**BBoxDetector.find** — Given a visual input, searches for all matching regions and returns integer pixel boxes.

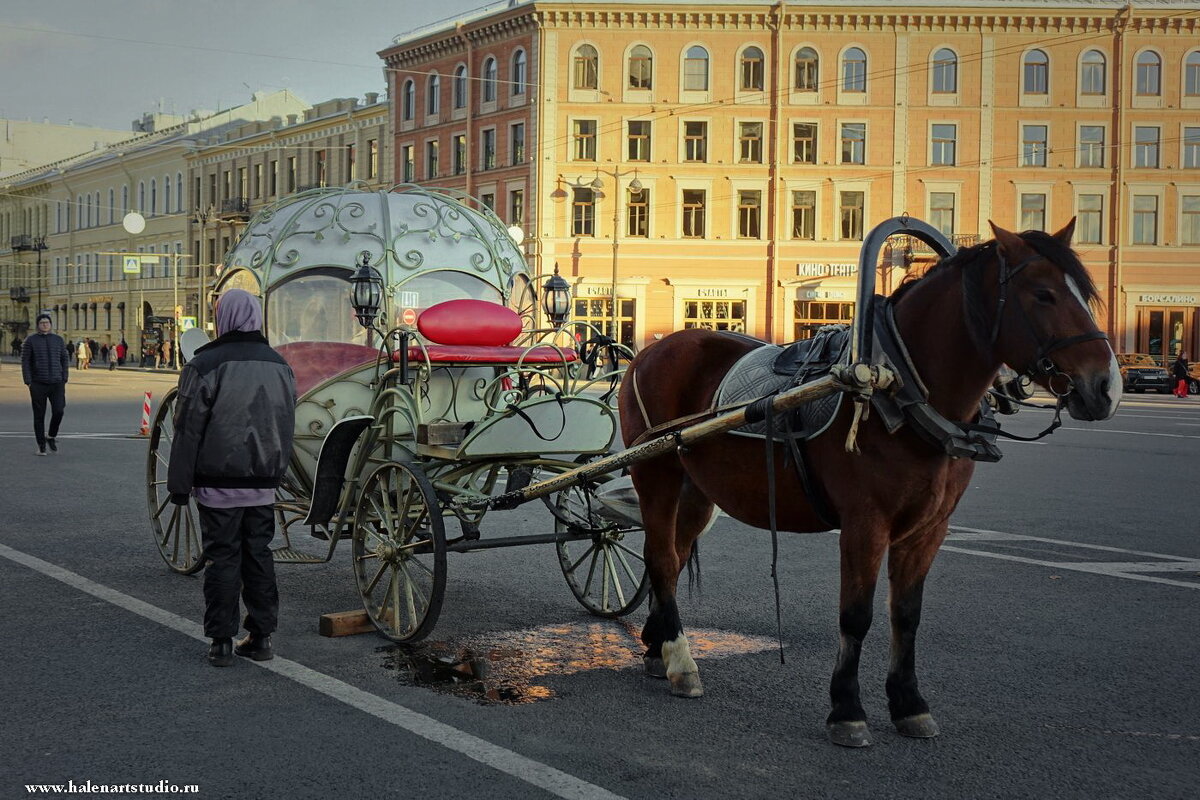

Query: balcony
[8,287,30,302]
[886,233,980,266]
[217,197,251,221]
[11,235,46,252]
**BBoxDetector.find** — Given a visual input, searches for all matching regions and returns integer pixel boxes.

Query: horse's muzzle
[1065,355,1122,421]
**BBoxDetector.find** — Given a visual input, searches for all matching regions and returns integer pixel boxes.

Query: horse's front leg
[885,522,950,738]
[827,523,888,747]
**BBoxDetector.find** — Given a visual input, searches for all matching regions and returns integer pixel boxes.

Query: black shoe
[46,438,57,452]
[234,634,273,661]
[208,638,234,667]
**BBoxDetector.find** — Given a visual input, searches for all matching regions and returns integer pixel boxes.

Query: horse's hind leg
[885,523,950,739]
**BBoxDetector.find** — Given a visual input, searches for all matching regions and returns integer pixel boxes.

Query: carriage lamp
[350,251,384,328]
[541,263,572,328]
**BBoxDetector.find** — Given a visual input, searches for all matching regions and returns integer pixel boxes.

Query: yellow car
[1116,353,1172,394]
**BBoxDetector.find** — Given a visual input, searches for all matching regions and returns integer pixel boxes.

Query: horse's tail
[684,539,702,593]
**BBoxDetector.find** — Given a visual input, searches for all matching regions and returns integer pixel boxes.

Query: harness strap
[504,393,568,442]
[762,399,786,666]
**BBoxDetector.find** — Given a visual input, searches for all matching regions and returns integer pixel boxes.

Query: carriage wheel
[146,387,205,575]
[352,462,447,642]
[552,470,649,618]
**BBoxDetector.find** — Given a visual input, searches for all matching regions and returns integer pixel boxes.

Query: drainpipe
[458,23,474,197]
[1108,4,1130,349]
[765,1,784,343]
[59,170,77,341]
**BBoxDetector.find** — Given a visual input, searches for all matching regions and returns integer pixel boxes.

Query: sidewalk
[0,353,180,375]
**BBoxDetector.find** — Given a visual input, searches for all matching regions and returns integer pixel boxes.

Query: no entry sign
[401,308,418,325]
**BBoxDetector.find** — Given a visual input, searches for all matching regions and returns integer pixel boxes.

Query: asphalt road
[1,359,1197,800]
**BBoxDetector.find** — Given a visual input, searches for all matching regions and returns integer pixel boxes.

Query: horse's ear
[1050,217,1076,246]
[988,220,1026,258]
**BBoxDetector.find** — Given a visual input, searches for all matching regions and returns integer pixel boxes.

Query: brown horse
[618,220,1120,747]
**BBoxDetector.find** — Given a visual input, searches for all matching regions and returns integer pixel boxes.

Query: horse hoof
[669,671,704,698]
[894,713,940,739]
[643,656,667,679]
[827,720,872,748]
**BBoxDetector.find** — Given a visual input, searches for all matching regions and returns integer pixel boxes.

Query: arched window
[932,48,957,93]
[176,172,183,212]
[150,179,157,216]
[121,185,128,216]
[1187,51,1200,96]
[1024,49,1049,95]
[138,182,145,213]
[683,45,709,91]
[794,47,818,91]
[427,73,440,114]
[453,65,468,108]
[163,175,171,214]
[401,79,415,121]
[741,46,764,91]
[1136,51,1161,96]
[573,45,598,90]
[512,50,526,95]
[629,45,652,90]
[483,57,498,101]
[1081,50,1106,95]
[84,194,91,228]
[842,47,867,92]
[107,189,114,225]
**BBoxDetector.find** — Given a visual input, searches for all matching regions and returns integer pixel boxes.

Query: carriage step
[271,546,327,564]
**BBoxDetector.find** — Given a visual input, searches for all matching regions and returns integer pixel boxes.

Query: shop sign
[801,289,852,300]
[580,285,615,297]
[1137,294,1196,305]
[796,262,857,277]
[694,288,731,298]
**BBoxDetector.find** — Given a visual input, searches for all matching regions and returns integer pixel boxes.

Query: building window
[482,129,496,170]
[840,191,864,240]
[512,50,526,95]
[629,45,653,90]
[107,188,114,224]
[1078,194,1103,244]
[1132,195,1158,244]
[425,140,439,179]
[286,157,297,192]
[1079,126,1105,167]
[483,57,498,102]
[1134,126,1160,168]
[480,193,495,211]
[427,74,440,115]
[842,47,867,93]
[1185,127,1200,168]
[1024,50,1049,95]
[1136,51,1161,96]
[931,123,956,165]
[268,162,277,196]
[573,119,597,160]
[511,122,525,165]
[572,187,596,236]
[684,46,709,91]
[628,120,651,161]
[840,122,865,164]
[368,139,379,180]
[1022,125,1048,167]
[315,150,327,187]
[402,80,415,121]
[795,47,819,91]
[253,163,263,197]
[509,189,524,226]
[573,45,598,90]
[346,144,356,181]
[682,189,706,238]
[453,135,466,175]
[454,66,468,109]
[150,180,157,216]
[402,145,414,182]
[929,192,955,237]
[627,188,649,237]
[1187,52,1200,96]
[684,121,707,162]
[164,176,172,213]
[932,48,957,93]
[741,46,765,91]
[684,299,745,332]
[739,122,763,163]
[794,300,854,340]
[793,123,817,164]
[738,190,762,238]
[791,190,816,239]
[1181,196,1200,245]
[1020,193,1046,230]
[1081,50,1106,95]
[574,297,636,348]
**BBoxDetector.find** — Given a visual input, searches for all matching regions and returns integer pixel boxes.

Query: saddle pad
[714,344,845,441]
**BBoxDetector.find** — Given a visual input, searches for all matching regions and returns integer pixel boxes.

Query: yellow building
[381,0,1200,360]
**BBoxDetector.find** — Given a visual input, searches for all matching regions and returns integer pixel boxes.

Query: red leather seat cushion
[397,345,578,364]
[418,299,522,346]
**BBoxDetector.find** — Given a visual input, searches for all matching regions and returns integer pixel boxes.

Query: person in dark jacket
[167,289,296,667]
[21,313,71,456]
[1172,351,1190,398]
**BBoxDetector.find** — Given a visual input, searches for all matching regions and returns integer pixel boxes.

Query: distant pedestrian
[21,313,70,456]
[107,343,118,371]
[76,340,91,370]
[11,336,21,357]
[1172,351,1190,398]
[117,340,127,365]
[161,339,173,370]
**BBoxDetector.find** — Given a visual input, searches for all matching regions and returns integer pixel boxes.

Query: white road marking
[0,432,144,440]
[945,526,1200,590]
[1058,426,1200,441]
[0,542,627,800]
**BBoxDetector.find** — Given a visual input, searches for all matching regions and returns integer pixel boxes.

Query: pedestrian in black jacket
[1172,351,1190,398]
[21,313,71,456]
[167,289,296,667]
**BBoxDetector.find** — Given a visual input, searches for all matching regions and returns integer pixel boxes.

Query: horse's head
[982,220,1120,421]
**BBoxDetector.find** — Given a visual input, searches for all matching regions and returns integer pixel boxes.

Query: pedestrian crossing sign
[123,256,141,274]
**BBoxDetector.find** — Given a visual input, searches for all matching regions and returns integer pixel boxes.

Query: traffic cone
[138,391,153,436]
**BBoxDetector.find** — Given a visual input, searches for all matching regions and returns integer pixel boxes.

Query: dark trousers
[28,381,66,448]
[197,503,278,639]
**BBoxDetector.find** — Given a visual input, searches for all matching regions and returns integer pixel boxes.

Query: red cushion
[396,345,578,364]
[417,299,522,346]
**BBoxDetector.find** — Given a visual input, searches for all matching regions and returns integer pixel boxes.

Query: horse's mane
[889,231,1100,350]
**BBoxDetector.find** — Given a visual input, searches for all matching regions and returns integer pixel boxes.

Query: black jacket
[21,332,71,385]
[1173,358,1189,380]
[167,331,296,493]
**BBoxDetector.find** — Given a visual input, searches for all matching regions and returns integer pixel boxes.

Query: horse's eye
[1033,289,1056,305]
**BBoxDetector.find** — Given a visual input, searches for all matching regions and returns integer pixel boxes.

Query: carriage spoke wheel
[553,474,649,618]
[352,462,446,642]
[146,387,205,575]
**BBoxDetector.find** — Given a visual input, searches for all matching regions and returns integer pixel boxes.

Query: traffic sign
[123,256,141,274]
[401,308,417,325]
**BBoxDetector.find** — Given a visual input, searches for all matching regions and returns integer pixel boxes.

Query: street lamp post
[32,236,48,315]
[192,205,216,333]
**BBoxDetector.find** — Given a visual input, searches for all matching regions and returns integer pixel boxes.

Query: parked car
[1116,353,1172,393]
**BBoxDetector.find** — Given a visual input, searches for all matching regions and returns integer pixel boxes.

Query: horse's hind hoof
[643,655,667,679]
[668,671,704,698]
[827,720,872,748]
[894,713,940,739]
